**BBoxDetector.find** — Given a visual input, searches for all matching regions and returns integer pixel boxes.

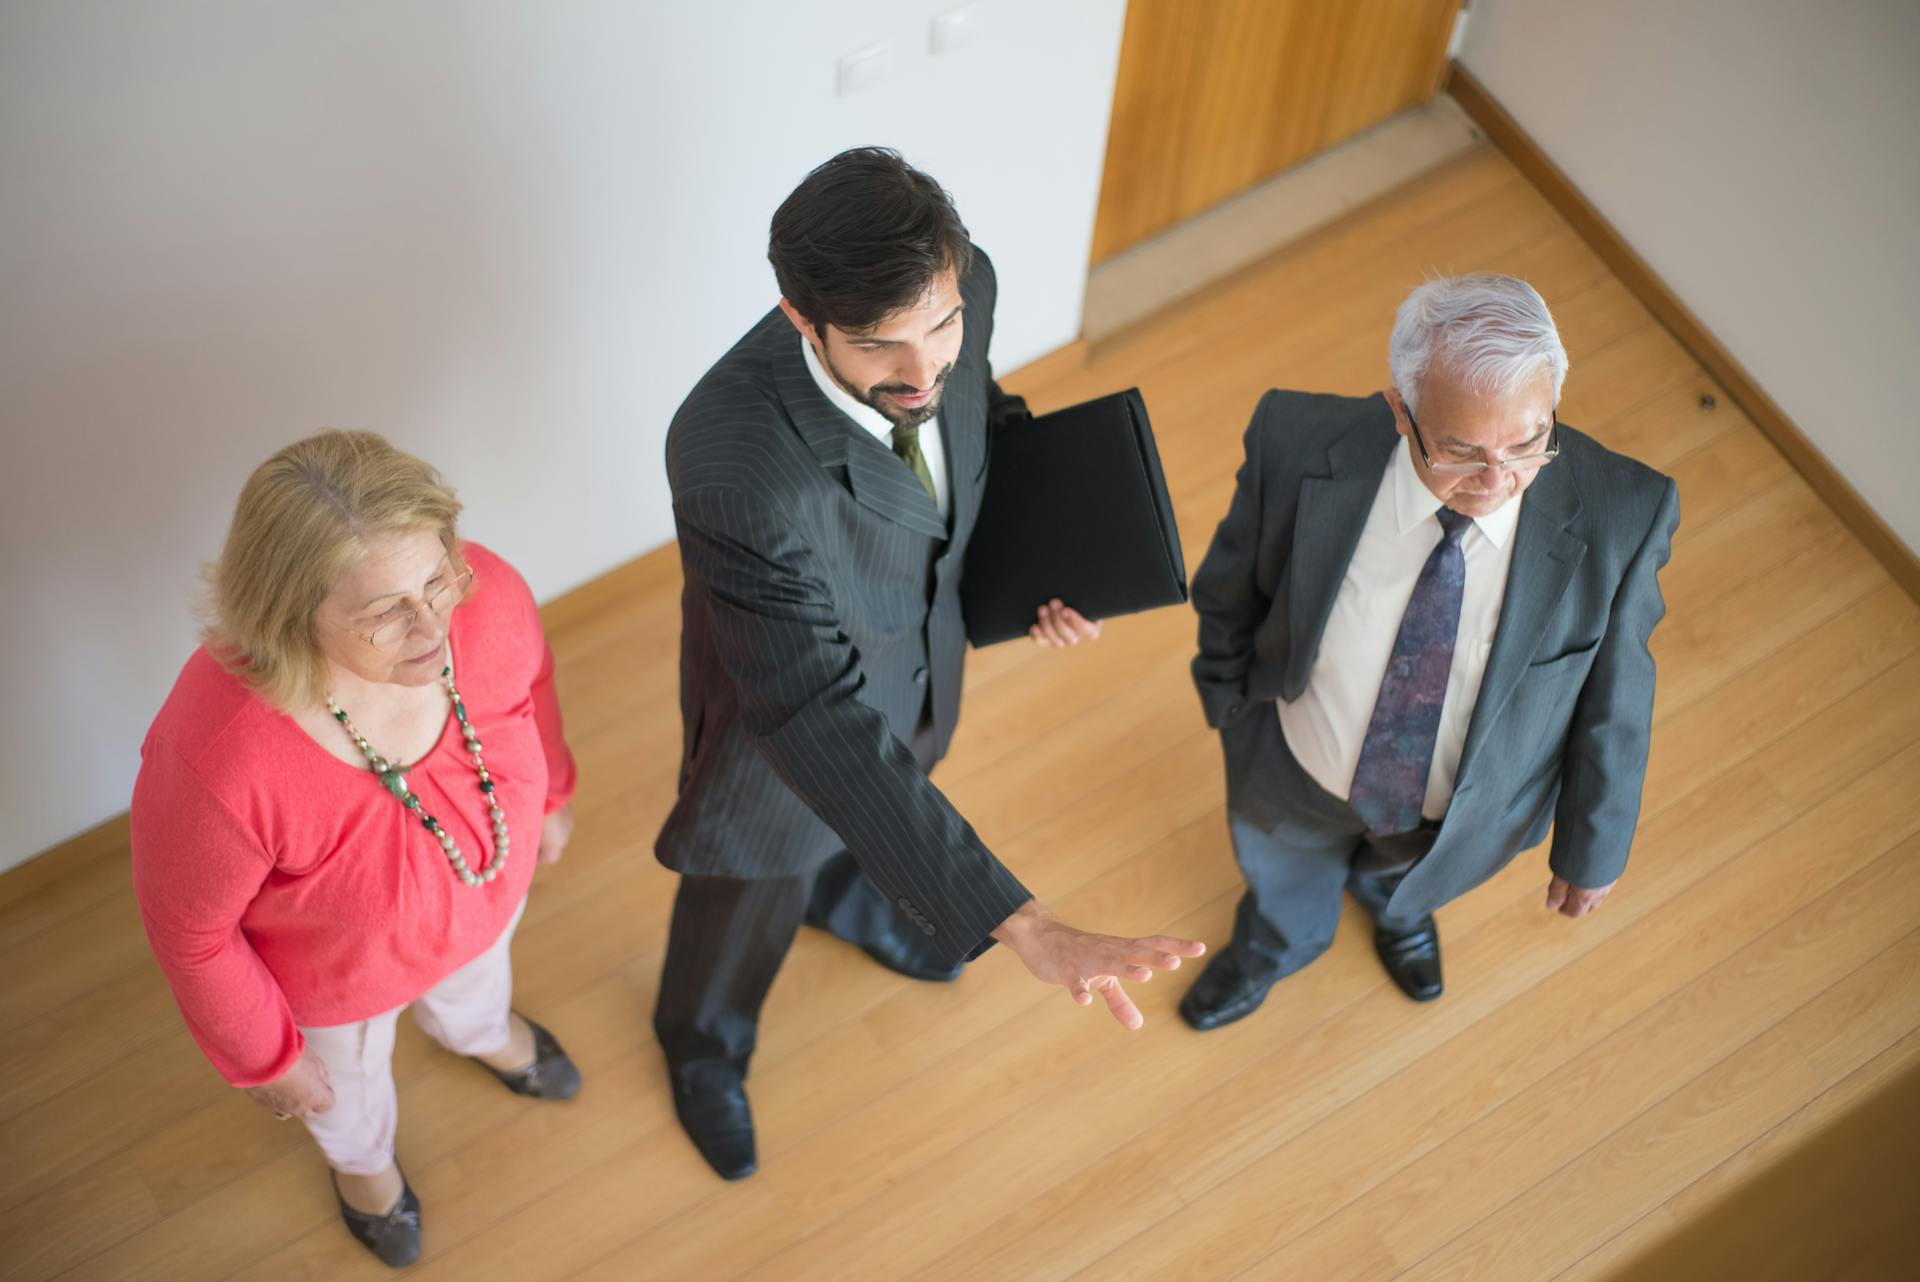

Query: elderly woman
[131,430,581,1268]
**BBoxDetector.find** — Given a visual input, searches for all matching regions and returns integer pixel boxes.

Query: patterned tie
[891,423,938,505]
[1347,507,1472,836]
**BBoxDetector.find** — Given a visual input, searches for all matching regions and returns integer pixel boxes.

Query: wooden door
[1091,0,1462,263]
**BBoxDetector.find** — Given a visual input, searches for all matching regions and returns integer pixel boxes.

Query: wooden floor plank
[1222,853,1920,1282]
[1387,923,1920,1282]
[1547,1025,1920,1282]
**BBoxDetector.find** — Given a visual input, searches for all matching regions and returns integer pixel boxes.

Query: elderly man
[1180,274,1679,1028]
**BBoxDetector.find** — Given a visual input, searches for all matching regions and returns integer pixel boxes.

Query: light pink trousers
[297,896,526,1174]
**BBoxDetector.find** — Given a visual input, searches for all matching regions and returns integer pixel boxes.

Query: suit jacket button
[896,897,915,913]
[913,668,929,685]
[921,922,937,936]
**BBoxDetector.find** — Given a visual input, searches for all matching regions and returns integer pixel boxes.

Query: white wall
[0,0,1126,870]
[1459,0,1920,552]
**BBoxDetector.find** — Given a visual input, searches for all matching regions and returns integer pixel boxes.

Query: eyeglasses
[350,568,474,648]
[1406,407,1561,477]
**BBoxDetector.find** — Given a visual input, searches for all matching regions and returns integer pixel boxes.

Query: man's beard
[823,345,953,429]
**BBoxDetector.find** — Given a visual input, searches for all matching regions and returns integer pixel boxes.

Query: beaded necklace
[326,663,507,888]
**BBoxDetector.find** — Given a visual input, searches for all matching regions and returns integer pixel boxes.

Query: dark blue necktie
[1347,507,1471,836]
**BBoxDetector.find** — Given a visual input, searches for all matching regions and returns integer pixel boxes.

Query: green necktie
[891,423,938,506]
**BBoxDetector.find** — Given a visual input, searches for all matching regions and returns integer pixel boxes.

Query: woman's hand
[538,804,576,866]
[244,1044,335,1119]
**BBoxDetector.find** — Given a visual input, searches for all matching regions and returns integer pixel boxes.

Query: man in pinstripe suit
[653,148,1206,1180]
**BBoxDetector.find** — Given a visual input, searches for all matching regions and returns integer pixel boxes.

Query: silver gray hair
[1389,274,1568,416]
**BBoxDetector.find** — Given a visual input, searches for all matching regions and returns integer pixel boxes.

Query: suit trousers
[299,895,525,1174]
[653,717,947,1091]
[1221,704,1438,982]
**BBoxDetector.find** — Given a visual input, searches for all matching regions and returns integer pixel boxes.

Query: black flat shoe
[1179,948,1274,1031]
[672,1078,758,1181]
[331,1166,422,1269]
[478,1012,582,1100]
[1374,918,1444,1002]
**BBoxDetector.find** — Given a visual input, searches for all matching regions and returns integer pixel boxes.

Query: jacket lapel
[941,344,984,552]
[1454,458,1586,783]
[772,329,949,540]
[845,436,950,540]
[1286,408,1399,693]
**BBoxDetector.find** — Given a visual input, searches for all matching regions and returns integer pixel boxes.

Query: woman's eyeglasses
[351,569,474,648]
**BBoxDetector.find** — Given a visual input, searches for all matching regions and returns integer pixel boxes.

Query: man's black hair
[769,147,974,334]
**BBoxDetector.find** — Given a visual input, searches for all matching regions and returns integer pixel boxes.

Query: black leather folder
[961,388,1187,646]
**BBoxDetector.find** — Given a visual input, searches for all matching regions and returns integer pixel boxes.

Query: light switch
[930,4,981,54]
[836,42,889,96]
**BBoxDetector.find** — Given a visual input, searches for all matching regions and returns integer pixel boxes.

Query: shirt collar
[800,334,894,444]
[1390,436,1523,549]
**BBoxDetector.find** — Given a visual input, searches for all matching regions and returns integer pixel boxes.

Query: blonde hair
[205,430,465,710]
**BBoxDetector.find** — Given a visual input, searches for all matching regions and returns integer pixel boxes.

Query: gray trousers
[1220,702,1440,983]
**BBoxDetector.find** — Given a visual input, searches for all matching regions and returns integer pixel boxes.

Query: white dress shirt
[1278,438,1522,820]
[800,336,951,522]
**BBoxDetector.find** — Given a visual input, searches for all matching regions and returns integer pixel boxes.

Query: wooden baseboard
[0,812,127,910]
[1444,61,1920,604]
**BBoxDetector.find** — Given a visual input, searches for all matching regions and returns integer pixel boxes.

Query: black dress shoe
[477,1012,582,1100]
[855,931,964,983]
[1178,948,1274,1031]
[805,905,964,982]
[331,1166,422,1269]
[672,1079,758,1180]
[1374,918,1444,1002]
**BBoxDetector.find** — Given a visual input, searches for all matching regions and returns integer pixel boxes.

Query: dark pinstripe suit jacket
[1194,391,1680,914]
[655,250,1033,966]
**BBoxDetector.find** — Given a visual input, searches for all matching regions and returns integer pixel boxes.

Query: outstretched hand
[992,901,1206,1029]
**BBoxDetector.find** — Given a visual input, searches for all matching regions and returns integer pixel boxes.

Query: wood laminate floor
[4,144,1917,1282]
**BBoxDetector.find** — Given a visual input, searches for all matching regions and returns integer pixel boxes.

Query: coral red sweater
[131,543,577,1086]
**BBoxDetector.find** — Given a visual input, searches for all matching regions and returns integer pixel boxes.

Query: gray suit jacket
[1192,390,1679,919]
[656,250,1031,966]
